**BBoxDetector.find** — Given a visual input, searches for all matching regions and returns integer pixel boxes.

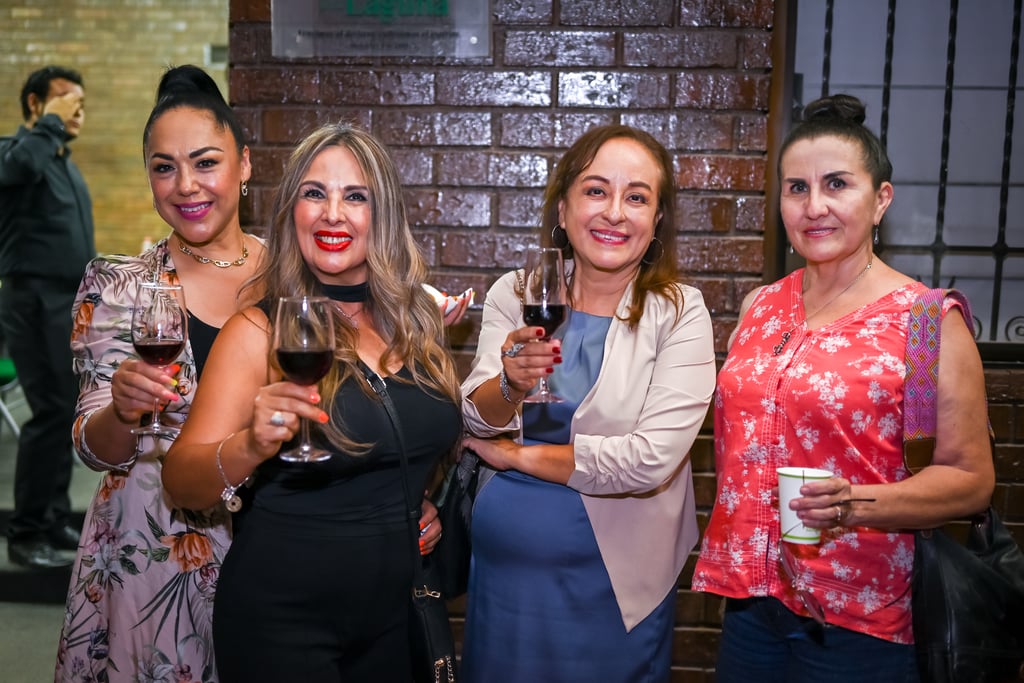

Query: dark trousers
[0,277,77,541]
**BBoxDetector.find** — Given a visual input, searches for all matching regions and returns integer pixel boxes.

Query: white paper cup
[777,467,833,544]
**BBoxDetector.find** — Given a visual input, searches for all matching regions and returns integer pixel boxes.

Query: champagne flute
[522,246,567,404]
[131,282,187,438]
[274,296,336,462]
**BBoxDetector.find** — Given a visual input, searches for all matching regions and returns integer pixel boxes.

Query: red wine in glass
[130,281,187,440]
[522,246,567,404]
[274,296,336,462]
[276,348,333,386]
[134,339,186,366]
[523,304,566,339]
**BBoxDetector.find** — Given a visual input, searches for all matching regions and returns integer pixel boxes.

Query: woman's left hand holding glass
[501,326,562,398]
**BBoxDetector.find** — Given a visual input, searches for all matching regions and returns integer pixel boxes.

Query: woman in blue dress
[461,125,717,681]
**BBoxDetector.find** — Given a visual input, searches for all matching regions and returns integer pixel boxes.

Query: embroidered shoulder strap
[903,288,973,473]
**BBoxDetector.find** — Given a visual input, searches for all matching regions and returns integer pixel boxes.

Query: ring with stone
[270,411,286,427]
[502,342,526,358]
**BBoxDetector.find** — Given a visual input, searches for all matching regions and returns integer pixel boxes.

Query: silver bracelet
[215,432,249,512]
[499,368,520,404]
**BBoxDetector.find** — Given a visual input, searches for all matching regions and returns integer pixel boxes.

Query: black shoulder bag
[903,288,1024,682]
[362,366,458,683]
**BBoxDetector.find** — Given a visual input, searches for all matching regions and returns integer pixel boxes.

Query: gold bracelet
[215,432,250,512]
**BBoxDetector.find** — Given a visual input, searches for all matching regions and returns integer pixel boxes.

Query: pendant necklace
[178,237,249,268]
[321,282,368,328]
[773,256,873,356]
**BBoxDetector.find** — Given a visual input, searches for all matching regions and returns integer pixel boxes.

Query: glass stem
[150,398,163,429]
[299,417,312,453]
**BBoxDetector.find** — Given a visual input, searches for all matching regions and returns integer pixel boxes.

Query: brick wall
[0,1,229,256]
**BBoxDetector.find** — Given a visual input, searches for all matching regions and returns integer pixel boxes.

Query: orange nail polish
[318,412,329,424]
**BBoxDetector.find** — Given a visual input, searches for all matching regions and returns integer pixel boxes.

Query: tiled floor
[0,382,103,681]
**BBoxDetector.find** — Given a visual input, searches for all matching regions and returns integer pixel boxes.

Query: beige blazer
[462,269,716,630]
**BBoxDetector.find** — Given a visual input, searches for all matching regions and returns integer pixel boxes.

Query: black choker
[321,282,369,303]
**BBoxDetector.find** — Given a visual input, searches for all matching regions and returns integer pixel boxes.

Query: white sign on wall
[272,0,491,59]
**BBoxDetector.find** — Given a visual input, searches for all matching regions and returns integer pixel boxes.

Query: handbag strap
[360,363,428,590]
[902,287,974,473]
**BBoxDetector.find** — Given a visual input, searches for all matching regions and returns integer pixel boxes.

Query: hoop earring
[641,237,664,265]
[873,225,879,245]
[241,181,249,197]
[551,225,569,249]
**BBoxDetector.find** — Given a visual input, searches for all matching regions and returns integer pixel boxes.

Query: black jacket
[0,113,96,284]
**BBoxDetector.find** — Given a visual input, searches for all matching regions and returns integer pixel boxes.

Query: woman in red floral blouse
[693,94,994,682]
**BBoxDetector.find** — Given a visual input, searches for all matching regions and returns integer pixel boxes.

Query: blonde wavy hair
[247,122,461,453]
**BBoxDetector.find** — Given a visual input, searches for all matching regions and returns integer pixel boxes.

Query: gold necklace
[178,238,249,268]
[773,256,874,356]
[338,304,362,327]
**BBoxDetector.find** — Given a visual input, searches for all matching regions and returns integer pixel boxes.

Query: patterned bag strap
[903,288,974,474]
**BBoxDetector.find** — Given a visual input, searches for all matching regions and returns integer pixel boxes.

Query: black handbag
[363,366,458,683]
[431,447,478,598]
[903,289,1024,682]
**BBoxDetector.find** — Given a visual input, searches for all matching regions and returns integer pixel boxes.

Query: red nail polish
[546,367,554,374]
[536,328,545,337]
[554,356,563,364]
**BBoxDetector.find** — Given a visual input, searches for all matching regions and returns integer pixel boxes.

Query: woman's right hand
[500,326,561,397]
[246,381,330,462]
[110,359,181,425]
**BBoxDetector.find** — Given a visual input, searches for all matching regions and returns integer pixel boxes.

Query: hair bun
[802,94,867,125]
[155,64,223,104]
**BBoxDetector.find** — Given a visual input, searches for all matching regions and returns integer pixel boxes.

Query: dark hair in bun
[779,93,892,188]
[142,64,245,157]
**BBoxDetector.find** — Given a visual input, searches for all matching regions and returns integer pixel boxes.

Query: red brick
[392,149,434,185]
[231,0,271,22]
[736,195,766,233]
[737,113,768,151]
[675,195,735,232]
[230,67,320,105]
[624,112,735,151]
[440,230,536,270]
[680,0,774,28]
[247,146,293,186]
[261,108,324,144]
[623,31,738,68]
[561,0,673,26]
[494,0,553,25]
[405,190,492,228]
[497,191,545,228]
[319,71,382,106]
[558,71,671,109]
[499,112,615,147]
[376,111,492,146]
[691,277,731,315]
[504,31,616,67]
[380,71,435,105]
[437,71,551,107]
[677,154,766,192]
[675,71,771,110]
[228,23,271,65]
[680,236,764,274]
[742,31,773,69]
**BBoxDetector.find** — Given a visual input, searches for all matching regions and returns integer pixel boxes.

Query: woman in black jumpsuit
[163,122,462,682]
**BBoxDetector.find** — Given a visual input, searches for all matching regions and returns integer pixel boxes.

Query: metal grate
[794,0,1024,358]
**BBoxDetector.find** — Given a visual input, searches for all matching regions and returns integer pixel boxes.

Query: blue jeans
[715,597,919,683]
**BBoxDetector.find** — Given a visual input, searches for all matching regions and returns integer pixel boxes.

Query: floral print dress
[55,238,231,683]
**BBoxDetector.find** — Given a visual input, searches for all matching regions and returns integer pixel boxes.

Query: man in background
[0,65,96,569]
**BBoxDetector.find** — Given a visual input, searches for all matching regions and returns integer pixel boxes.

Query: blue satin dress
[461,311,674,682]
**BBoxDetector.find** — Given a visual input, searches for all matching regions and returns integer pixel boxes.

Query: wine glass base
[131,425,181,437]
[279,446,332,463]
[522,394,564,404]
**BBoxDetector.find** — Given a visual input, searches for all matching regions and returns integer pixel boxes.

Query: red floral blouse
[693,271,959,644]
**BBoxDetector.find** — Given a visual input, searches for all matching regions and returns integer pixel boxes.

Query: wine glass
[131,282,187,438]
[522,246,567,404]
[274,296,336,462]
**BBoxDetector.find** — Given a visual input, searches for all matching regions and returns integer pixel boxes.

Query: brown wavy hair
[539,124,682,329]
